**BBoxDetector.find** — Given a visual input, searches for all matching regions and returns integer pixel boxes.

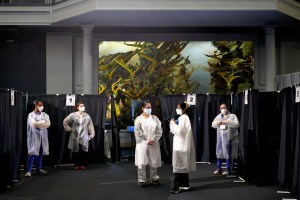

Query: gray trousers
[104,130,111,159]
[138,165,159,182]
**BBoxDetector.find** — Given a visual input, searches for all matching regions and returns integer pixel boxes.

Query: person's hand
[223,120,229,124]
[148,139,155,145]
[216,120,222,126]
[170,119,175,125]
[67,127,74,132]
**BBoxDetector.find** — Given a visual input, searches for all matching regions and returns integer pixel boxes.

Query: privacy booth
[159,87,300,197]
[1,87,300,198]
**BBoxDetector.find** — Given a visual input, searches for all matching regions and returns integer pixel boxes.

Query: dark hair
[180,102,188,110]
[142,100,151,108]
[33,99,43,105]
[75,101,84,111]
[220,102,228,107]
[179,102,193,121]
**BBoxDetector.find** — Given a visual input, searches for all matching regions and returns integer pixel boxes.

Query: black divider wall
[160,91,287,189]
[25,94,107,166]
[278,86,300,197]
[238,90,281,186]
[160,94,232,163]
[201,94,232,162]
[160,95,186,163]
[0,90,23,191]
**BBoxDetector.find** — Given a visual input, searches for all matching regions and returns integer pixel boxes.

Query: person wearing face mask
[63,101,95,170]
[212,102,239,176]
[169,102,196,194]
[134,100,162,187]
[25,100,51,177]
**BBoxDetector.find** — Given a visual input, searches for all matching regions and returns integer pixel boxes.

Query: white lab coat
[170,114,196,173]
[27,111,51,156]
[63,112,95,152]
[211,112,239,159]
[134,115,162,169]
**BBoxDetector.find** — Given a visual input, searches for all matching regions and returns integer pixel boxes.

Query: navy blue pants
[217,158,231,172]
[26,145,43,172]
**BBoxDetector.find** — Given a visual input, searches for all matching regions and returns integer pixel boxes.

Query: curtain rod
[275,71,300,77]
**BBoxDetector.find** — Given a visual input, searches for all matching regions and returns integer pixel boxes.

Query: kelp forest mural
[98,41,254,126]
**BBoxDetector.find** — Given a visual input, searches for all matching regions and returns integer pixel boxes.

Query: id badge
[220,125,226,130]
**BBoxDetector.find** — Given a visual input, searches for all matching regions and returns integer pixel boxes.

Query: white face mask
[79,107,85,112]
[38,106,44,112]
[143,108,151,115]
[176,108,182,115]
[221,109,227,115]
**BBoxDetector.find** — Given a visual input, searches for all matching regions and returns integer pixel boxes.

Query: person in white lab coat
[134,100,162,187]
[170,102,196,194]
[211,102,239,176]
[63,101,95,170]
[25,100,51,177]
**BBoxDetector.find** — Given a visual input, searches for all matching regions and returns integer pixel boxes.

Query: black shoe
[36,169,47,175]
[171,188,180,194]
[151,179,161,186]
[138,181,146,188]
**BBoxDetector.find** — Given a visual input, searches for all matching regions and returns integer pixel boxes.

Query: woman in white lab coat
[63,101,95,170]
[26,100,51,177]
[170,102,196,194]
[134,100,162,187]
[211,102,239,176]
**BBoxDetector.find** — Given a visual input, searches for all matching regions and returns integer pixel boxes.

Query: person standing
[170,102,196,194]
[134,100,162,187]
[212,102,239,176]
[63,101,95,170]
[25,100,51,177]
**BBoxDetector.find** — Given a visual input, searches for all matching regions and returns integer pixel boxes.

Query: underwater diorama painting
[98,41,254,127]
[98,41,254,98]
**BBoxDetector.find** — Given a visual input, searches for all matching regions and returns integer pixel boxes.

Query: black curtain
[110,95,121,163]
[159,94,232,163]
[278,86,300,197]
[238,90,259,183]
[160,94,186,163]
[238,90,281,186]
[201,94,232,162]
[0,89,23,191]
[24,94,107,166]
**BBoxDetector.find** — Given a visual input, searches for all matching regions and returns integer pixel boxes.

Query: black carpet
[0,161,295,200]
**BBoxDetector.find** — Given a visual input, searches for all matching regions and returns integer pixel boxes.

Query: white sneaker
[179,187,191,191]
[25,172,31,177]
[222,171,230,176]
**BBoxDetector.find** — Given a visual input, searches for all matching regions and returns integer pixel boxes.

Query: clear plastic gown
[134,115,162,169]
[211,112,239,159]
[63,112,95,152]
[170,114,196,173]
[27,111,51,156]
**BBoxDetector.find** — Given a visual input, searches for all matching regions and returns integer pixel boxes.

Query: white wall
[280,41,300,75]
[46,34,73,94]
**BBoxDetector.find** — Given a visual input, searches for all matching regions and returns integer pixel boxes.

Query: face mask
[79,107,85,112]
[143,108,151,115]
[176,108,182,115]
[221,109,227,115]
[38,106,44,112]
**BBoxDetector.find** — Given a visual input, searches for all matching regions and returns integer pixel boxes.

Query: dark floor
[0,160,296,200]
